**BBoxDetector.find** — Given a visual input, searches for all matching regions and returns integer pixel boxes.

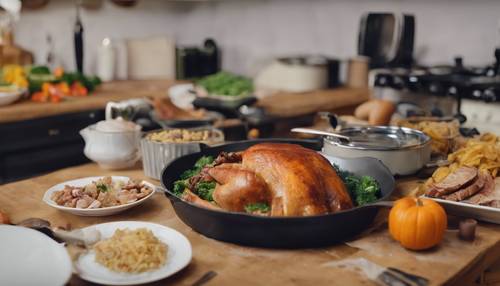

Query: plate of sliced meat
[425,166,500,224]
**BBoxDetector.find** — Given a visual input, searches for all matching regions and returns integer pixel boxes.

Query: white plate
[0,225,72,286]
[75,221,192,285]
[43,176,156,216]
[426,197,500,224]
[0,88,24,106]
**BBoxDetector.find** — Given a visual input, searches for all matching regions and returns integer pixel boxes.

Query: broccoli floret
[172,180,187,197]
[194,155,214,170]
[332,163,381,206]
[355,176,380,206]
[179,169,198,180]
[179,156,214,180]
[194,181,216,201]
[244,203,270,214]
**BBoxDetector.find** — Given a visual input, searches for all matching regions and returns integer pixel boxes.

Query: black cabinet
[0,109,105,184]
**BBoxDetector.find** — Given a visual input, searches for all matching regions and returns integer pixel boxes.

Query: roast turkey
[184,143,354,216]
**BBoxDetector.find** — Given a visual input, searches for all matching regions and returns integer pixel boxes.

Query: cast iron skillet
[161,138,395,248]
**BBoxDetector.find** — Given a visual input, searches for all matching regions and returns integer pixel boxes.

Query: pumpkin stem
[416,198,423,207]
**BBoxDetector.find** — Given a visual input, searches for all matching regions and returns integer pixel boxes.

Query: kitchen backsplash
[13,0,500,78]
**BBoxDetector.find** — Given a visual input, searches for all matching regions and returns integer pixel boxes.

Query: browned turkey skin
[181,143,354,216]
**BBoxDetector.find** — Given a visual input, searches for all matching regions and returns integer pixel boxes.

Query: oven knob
[483,88,497,102]
[429,82,443,95]
[392,76,405,90]
[472,90,482,99]
[447,86,458,96]
[375,74,390,87]
[407,76,420,91]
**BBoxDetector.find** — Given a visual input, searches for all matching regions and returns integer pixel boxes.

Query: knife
[74,0,84,73]
[323,258,429,286]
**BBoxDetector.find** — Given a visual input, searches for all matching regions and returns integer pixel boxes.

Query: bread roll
[354,99,395,126]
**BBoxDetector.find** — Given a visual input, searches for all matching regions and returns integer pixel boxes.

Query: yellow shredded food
[93,228,167,273]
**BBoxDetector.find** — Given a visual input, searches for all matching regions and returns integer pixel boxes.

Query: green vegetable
[194,156,215,170]
[332,164,381,206]
[173,156,215,197]
[96,183,109,193]
[27,73,57,93]
[197,71,253,96]
[30,66,51,75]
[172,180,187,196]
[60,72,102,92]
[194,181,216,201]
[354,176,380,206]
[244,203,271,213]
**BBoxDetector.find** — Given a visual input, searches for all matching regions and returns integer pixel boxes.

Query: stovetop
[372,64,500,102]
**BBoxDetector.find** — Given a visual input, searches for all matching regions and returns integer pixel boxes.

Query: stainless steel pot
[321,126,431,175]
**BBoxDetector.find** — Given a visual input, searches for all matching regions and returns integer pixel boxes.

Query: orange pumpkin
[389,197,447,250]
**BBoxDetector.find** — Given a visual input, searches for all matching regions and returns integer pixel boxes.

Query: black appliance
[176,39,220,79]
[372,52,500,121]
[358,13,415,68]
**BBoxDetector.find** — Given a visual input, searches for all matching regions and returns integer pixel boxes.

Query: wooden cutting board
[256,88,370,117]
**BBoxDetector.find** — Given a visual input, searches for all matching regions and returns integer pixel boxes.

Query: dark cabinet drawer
[0,109,105,183]
[0,140,89,184]
[0,110,104,153]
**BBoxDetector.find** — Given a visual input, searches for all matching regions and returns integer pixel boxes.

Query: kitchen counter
[0,80,370,123]
[0,80,177,124]
[1,163,500,285]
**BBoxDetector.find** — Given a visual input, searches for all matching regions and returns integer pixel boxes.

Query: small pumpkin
[389,197,447,250]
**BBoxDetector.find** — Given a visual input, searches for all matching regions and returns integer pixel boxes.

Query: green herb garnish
[194,181,216,201]
[244,203,271,213]
[172,180,187,197]
[173,156,215,197]
[332,163,381,206]
[96,183,109,193]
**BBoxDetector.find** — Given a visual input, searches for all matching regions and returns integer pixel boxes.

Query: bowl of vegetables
[195,71,254,101]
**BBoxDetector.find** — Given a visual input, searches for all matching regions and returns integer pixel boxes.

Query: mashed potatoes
[93,228,167,273]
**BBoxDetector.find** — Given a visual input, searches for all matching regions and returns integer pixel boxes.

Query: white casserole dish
[141,128,224,180]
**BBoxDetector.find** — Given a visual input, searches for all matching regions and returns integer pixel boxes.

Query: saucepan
[293,126,431,176]
[161,139,395,248]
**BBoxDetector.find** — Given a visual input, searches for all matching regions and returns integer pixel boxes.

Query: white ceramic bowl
[0,87,25,106]
[75,221,192,285]
[43,176,156,216]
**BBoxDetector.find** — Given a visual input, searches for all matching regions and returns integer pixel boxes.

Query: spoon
[291,128,352,144]
[16,218,100,246]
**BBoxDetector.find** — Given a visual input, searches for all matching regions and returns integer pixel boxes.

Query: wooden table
[1,164,500,285]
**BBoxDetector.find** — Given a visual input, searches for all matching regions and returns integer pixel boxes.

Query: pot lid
[326,126,429,150]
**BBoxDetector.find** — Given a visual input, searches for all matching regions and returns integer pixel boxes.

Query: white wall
[13,0,500,77]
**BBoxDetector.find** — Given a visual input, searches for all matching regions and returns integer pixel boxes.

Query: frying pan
[161,139,395,248]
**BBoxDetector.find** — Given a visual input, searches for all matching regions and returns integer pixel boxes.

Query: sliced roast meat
[442,172,486,202]
[484,200,500,208]
[464,172,496,205]
[426,166,478,197]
